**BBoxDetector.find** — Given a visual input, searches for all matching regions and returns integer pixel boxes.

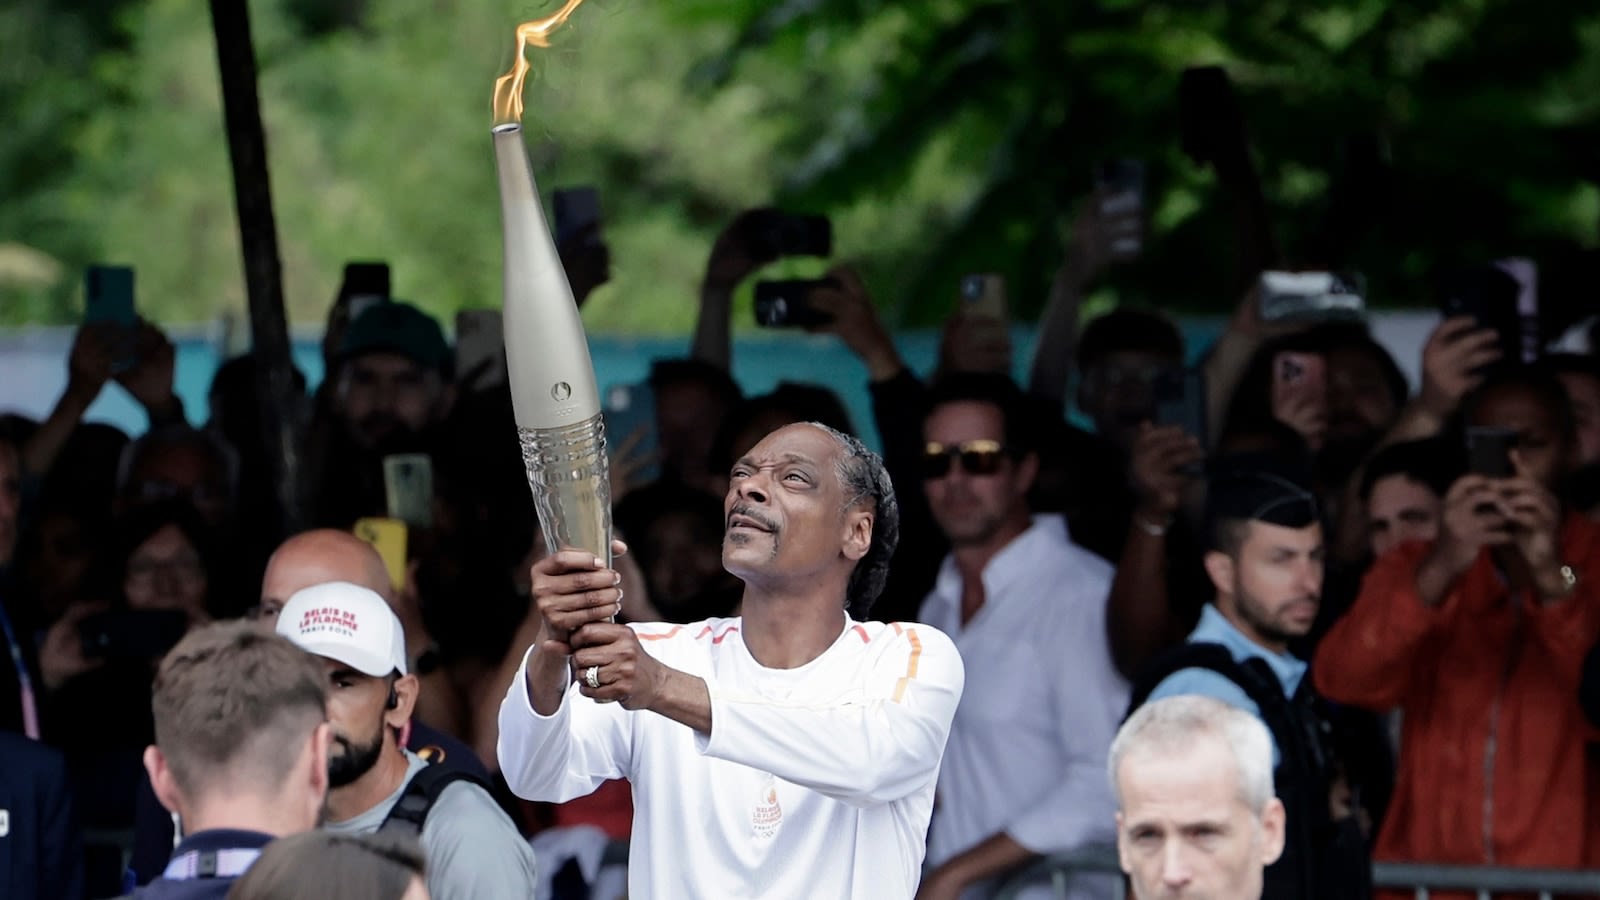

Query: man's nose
[1161,843,1194,887]
[735,471,770,504]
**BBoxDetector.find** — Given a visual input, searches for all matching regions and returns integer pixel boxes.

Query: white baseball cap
[275,582,408,677]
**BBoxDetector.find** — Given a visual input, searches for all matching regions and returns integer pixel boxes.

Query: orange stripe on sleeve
[892,628,923,703]
[638,625,685,641]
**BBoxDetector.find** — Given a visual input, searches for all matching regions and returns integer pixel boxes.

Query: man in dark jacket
[0,731,84,900]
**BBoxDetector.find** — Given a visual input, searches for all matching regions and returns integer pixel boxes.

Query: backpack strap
[379,762,490,836]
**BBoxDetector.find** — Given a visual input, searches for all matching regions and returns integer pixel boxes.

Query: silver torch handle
[518,417,612,566]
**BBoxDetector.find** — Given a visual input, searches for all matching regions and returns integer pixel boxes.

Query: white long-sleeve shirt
[920,515,1128,900]
[498,616,965,899]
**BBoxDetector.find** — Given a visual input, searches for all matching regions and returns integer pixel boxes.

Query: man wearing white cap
[275,581,537,900]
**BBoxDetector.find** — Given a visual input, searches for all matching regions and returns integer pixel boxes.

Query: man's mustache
[726,505,778,533]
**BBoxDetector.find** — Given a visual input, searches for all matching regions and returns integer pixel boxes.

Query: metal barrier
[1372,861,1600,899]
[990,849,1600,900]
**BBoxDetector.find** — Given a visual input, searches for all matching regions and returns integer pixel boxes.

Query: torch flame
[492,0,588,125]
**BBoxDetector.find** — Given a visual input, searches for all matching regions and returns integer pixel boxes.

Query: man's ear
[1016,451,1040,497]
[144,745,184,817]
[308,722,332,799]
[842,507,873,563]
[387,674,420,730]
[1259,797,1287,866]
[1203,550,1235,598]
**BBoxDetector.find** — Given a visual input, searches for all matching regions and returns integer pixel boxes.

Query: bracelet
[1135,514,1171,537]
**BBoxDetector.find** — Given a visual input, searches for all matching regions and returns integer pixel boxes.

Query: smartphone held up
[84,264,140,373]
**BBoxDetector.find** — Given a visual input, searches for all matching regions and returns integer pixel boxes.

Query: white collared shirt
[920,515,1128,900]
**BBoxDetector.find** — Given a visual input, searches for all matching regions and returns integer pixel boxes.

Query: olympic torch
[492,0,611,569]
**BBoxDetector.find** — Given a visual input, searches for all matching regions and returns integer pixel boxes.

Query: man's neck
[948,515,1032,621]
[326,745,411,824]
[180,794,311,840]
[1214,601,1289,656]
[737,579,850,670]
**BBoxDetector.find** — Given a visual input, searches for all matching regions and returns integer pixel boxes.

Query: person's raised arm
[117,320,186,428]
[691,209,782,370]
[1106,423,1203,678]
[1028,190,1127,409]
[23,324,113,479]
[496,542,633,802]
[1327,315,1501,561]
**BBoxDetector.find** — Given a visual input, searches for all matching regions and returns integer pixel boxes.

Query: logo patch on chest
[751,774,782,839]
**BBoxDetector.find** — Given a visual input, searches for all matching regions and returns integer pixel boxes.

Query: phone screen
[1154,369,1207,444]
[959,274,1007,320]
[604,383,662,485]
[382,454,434,529]
[84,265,139,372]
[1466,426,1517,478]
[455,309,508,392]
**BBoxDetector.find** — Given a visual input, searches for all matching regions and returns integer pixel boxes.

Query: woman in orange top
[1315,369,1600,897]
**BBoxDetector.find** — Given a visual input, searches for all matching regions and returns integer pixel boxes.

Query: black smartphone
[1466,426,1517,479]
[1438,263,1529,370]
[84,265,139,372]
[1179,65,1243,166]
[751,210,832,259]
[1153,368,1207,473]
[554,187,602,246]
[754,278,837,328]
[79,609,189,661]
[340,262,391,321]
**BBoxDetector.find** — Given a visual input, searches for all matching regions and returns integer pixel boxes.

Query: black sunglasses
[920,439,1009,479]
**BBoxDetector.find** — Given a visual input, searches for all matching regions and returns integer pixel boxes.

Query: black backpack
[1126,641,1372,900]
[379,762,492,836]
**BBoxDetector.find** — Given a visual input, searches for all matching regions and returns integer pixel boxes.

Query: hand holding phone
[754,279,838,328]
[1153,369,1208,451]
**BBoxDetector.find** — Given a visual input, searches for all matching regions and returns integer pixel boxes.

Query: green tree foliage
[2,0,1597,332]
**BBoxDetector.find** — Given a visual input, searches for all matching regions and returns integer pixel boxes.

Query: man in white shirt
[915,373,1129,900]
[499,422,965,899]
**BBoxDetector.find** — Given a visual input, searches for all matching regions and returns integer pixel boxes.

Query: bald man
[125,531,498,888]
[256,529,395,624]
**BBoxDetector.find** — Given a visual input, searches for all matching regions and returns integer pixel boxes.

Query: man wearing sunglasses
[916,373,1128,900]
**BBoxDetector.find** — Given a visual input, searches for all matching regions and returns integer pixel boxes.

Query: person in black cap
[1124,464,1370,900]
[332,301,455,453]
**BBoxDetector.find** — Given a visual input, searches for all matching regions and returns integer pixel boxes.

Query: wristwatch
[1557,564,1579,596]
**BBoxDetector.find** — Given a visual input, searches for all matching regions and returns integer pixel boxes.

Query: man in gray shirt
[277,581,538,899]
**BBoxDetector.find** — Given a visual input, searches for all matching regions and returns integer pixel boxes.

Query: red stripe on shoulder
[638,625,685,641]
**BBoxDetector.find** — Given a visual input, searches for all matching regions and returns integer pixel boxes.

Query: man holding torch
[497,422,965,898]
